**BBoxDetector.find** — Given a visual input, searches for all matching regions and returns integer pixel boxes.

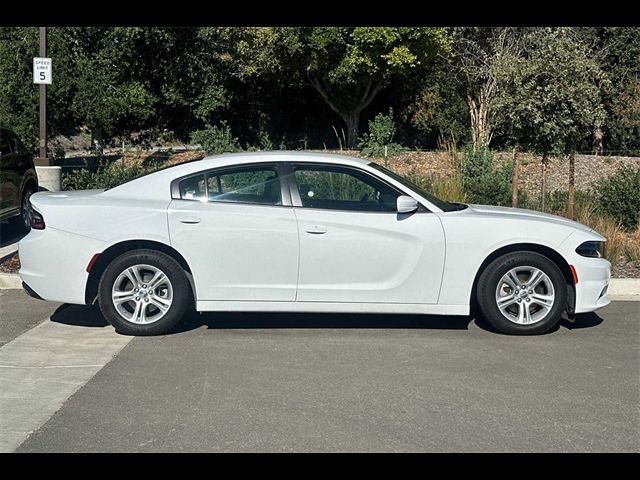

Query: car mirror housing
[397,195,418,214]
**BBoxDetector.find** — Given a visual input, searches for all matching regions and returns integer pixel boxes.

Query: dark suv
[0,128,38,230]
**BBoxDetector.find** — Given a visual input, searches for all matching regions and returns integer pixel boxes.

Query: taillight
[31,207,45,230]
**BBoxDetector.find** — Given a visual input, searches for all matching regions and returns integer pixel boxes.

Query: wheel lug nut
[517,298,522,303]
[135,288,139,292]
[135,296,140,301]
[144,298,149,302]
[142,285,147,288]
[528,290,533,294]
[526,298,531,302]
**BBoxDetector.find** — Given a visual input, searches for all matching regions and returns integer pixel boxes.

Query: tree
[0,28,39,148]
[231,27,448,148]
[448,27,528,151]
[506,29,607,214]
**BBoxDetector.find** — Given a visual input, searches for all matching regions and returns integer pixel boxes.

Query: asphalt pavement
[1,290,636,452]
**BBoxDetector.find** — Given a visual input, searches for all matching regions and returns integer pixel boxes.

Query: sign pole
[36,27,49,167]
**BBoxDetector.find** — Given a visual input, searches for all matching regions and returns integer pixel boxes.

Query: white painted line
[0,318,131,452]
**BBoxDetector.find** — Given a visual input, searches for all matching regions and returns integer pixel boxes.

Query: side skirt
[196,300,469,316]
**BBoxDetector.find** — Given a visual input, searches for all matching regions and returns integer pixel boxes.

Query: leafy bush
[545,189,597,216]
[62,160,158,190]
[594,165,640,230]
[190,121,240,155]
[461,145,513,206]
[359,109,403,158]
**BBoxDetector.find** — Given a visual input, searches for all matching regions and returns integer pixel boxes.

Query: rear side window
[179,175,206,201]
[178,166,282,206]
[207,167,281,205]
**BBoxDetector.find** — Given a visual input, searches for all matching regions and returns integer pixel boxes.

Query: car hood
[465,204,596,235]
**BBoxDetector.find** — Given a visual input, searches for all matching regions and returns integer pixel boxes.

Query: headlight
[576,241,604,258]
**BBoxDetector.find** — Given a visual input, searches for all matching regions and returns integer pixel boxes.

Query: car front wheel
[476,251,567,335]
[98,249,191,336]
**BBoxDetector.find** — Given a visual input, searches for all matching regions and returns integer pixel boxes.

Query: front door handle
[305,225,327,234]
[179,216,201,224]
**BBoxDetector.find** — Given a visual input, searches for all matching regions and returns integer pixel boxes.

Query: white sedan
[19,152,611,336]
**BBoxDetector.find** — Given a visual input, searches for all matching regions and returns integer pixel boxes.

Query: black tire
[20,185,36,231]
[98,249,191,336]
[476,251,567,335]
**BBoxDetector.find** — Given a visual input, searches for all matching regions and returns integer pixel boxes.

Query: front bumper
[574,257,611,314]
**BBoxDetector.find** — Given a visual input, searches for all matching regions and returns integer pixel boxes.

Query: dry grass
[404,171,467,203]
[624,228,640,262]
[574,201,629,265]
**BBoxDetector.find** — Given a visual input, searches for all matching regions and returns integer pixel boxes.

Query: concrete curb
[0,244,18,263]
[0,271,638,300]
[0,273,22,290]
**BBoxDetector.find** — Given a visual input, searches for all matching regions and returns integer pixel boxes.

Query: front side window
[178,166,282,206]
[293,166,400,212]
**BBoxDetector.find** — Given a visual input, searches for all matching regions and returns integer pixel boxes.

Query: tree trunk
[306,74,383,151]
[91,127,103,154]
[567,150,576,219]
[341,110,360,149]
[468,91,493,151]
[593,125,603,156]
[541,153,548,212]
[511,143,520,208]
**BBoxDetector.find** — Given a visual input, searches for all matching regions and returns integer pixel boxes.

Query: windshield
[369,163,465,212]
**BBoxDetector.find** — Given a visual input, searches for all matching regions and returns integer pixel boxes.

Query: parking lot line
[0,317,130,452]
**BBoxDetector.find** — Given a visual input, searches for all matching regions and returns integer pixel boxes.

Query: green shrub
[190,121,240,155]
[62,160,158,190]
[359,109,403,158]
[595,165,640,230]
[461,145,513,206]
[546,189,598,216]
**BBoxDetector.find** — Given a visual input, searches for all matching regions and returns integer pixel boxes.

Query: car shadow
[51,303,110,328]
[170,311,475,334]
[49,303,605,335]
[0,218,27,249]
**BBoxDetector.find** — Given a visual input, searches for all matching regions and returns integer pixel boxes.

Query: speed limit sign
[33,57,52,84]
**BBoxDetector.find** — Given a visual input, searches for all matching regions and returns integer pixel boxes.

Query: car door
[289,163,446,304]
[167,163,299,302]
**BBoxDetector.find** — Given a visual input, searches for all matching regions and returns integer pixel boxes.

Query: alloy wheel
[494,266,555,325]
[111,264,173,324]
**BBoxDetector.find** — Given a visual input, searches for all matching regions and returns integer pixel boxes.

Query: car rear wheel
[98,249,190,336]
[476,251,567,335]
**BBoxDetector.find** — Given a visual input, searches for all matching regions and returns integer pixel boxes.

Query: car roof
[102,151,373,200]
[200,151,371,166]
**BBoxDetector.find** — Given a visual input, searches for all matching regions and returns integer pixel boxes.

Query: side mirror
[397,195,418,214]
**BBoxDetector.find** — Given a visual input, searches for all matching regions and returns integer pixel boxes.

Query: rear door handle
[179,216,201,224]
[305,225,327,234]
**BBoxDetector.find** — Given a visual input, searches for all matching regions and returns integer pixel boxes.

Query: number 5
[39,72,45,81]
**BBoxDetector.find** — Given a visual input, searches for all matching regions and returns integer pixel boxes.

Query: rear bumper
[18,227,107,305]
[574,258,611,314]
[22,281,44,300]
